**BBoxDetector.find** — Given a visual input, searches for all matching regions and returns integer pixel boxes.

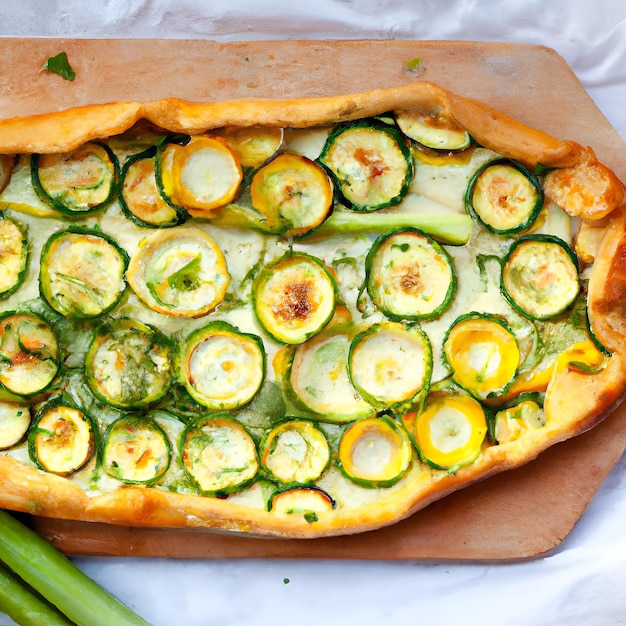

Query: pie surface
[0,82,625,538]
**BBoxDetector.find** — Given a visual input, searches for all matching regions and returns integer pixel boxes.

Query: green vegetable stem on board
[0,510,152,626]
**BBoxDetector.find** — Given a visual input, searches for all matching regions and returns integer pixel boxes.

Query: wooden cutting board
[4,38,624,561]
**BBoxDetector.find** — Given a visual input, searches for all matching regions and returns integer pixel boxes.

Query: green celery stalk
[0,510,152,626]
[0,561,73,626]
[301,211,473,245]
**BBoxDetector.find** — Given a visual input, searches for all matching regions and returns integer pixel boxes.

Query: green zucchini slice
[180,415,258,495]
[395,110,471,151]
[285,328,376,423]
[0,312,59,396]
[253,252,336,345]
[465,159,544,234]
[249,152,333,236]
[268,486,336,518]
[85,318,174,410]
[414,394,487,471]
[39,227,129,319]
[443,313,521,399]
[493,398,546,445]
[180,321,266,411]
[31,142,118,215]
[0,401,31,450]
[319,120,413,212]
[348,321,432,411]
[501,234,580,320]
[119,147,186,228]
[338,415,412,488]
[259,418,330,485]
[366,227,456,320]
[102,415,172,484]
[28,401,95,476]
[0,215,28,299]
[127,227,230,318]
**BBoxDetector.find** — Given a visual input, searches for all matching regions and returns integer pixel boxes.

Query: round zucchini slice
[465,159,544,234]
[216,125,283,169]
[348,321,432,411]
[338,416,413,488]
[119,147,186,228]
[253,252,336,345]
[493,398,546,445]
[414,394,487,470]
[39,227,128,319]
[180,415,258,495]
[0,401,31,450]
[395,110,471,151]
[0,215,28,299]
[28,402,95,476]
[366,227,456,320]
[319,120,413,212]
[259,418,330,485]
[127,227,230,318]
[31,142,118,215]
[268,486,336,518]
[158,135,243,218]
[0,312,59,396]
[286,328,376,423]
[250,152,333,236]
[501,234,580,320]
[103,415,172,484]
[85,318,174,410]
[180,321,265,411]
[443,313,521,399]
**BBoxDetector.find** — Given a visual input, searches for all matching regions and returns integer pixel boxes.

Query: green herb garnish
[42,52,76,81]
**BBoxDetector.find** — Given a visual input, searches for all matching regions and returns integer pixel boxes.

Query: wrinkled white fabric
[1,2,625,625]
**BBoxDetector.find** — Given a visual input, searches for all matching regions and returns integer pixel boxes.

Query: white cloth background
[1,2,626,625]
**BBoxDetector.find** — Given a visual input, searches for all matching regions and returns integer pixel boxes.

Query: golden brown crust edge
[0,81,583,169]
[0,83,625,538]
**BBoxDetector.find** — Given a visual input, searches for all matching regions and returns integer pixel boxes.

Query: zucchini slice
[28,401,95,476]
[249,152,333,236]
[493,398,546,445]
[0,401,31,450]
[268,486,336,518]
[501,234,580,320]
[443,313,521,399]
[0,215,28,299]
[39,227,128,319]
[285,328,376,423]
[366,227,456,320]
[127,227,230,318]
[319,120,413,212]
[215,125,283,169]
[180,321,266,411]
[85,318,174,410]
[465,159,544,234]
[338,416,413,488]
[414,394,488,470]
[259,418,330,485]
[158,135,243,218]
[31,142,118,215]
[0,312,59,396]
[348,321,432,411]
[180,415,258,495]
[395,110,471,151]
[253,252,337,345]
[119,147,186,228]
[102,415,172,484]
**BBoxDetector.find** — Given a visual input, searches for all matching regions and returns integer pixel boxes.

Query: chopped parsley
[41,52,76,81]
